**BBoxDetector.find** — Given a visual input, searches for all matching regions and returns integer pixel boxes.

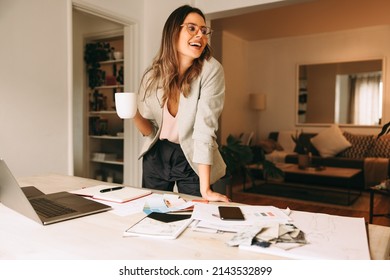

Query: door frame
[72,2,141,186]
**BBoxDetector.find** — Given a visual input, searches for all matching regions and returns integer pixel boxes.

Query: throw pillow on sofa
[310,124,351,157]
[258,139,283,154]
[339,132,374,159]
[366,134,390,158]
[277,130,296,153]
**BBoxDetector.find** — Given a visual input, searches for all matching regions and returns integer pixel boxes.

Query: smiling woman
[132,5,229,203]
[297,59,383,126]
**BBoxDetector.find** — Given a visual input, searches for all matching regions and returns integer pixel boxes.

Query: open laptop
[0,159,111,225]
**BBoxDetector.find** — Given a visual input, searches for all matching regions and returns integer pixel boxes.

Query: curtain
[349,74,382,125]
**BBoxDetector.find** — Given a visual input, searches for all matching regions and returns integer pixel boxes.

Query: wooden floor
[230,178,390,227]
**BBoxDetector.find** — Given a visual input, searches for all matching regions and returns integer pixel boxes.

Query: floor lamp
[249,93,266,143]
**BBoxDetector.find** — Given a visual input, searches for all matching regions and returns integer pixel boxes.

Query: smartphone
[218,206,245,221]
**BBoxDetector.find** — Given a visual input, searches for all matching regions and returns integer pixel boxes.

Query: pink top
[159,101,179,144]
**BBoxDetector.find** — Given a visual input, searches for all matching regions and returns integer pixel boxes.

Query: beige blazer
[138,57,226,184]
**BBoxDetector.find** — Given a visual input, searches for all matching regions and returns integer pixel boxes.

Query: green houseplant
[219,134,253,176]
[219,134,284,184]
[377,121,390,138]
[291,130,309,154]
[374,121,390,190]
[291,130,311,169]
[84,42,112,89]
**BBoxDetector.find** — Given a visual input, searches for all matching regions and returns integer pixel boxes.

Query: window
[335,72,382,125]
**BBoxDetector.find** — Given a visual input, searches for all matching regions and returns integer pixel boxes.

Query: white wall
[143,0,189,67]
[0,0,71,177]
[219,32,253,143]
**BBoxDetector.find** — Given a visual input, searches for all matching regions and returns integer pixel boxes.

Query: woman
[133,5,229,202]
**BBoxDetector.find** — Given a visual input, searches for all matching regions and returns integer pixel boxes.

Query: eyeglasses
[180,23,213,37]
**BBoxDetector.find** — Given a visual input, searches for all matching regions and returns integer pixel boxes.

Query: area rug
[243,182,362,206]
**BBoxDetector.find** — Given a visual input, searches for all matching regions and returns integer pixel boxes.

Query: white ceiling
[211,0,390,41]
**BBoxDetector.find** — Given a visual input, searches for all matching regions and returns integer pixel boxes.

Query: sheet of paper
[226,225,264,246]
[143,194,195,214]
[240,211,371,259]
[94,193,196,217]
[92,195,148,216]
[191,204,292,232]
[256,223,279,241]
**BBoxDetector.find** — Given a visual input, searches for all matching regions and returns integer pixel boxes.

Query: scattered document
[143,194,195,214]
[226,222,306,248]
[69,185,151,203]
[191,204,292,232]
[226,225,264,246]
[239,211,371,259]
[123,212,192,239]
[250,223,307,250]
[94,197,147,217]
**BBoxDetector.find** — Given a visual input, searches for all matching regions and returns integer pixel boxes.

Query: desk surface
[1,174,389,260]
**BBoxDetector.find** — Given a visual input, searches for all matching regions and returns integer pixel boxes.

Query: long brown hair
[141,5,212,105]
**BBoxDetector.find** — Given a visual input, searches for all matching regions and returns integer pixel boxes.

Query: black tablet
[218,206,245,220]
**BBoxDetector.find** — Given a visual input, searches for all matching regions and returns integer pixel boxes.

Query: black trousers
[142,140,201,197]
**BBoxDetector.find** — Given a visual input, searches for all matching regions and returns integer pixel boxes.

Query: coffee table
[245,163,362,205]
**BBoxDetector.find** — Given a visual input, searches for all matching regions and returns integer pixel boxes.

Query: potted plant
[84,42,112,89]
[219,134,253,176]
[377,121,390,138]
[219,134,284,188]
[374,121,390,190]
[291,130,311,169]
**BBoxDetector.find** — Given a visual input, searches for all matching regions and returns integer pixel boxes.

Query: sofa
[256,125,390,190]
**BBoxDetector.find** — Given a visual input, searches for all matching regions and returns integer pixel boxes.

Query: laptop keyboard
[30,197,77,218]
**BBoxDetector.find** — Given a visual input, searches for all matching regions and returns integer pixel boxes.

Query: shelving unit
[84,36,125,183]
[298,70,308,123]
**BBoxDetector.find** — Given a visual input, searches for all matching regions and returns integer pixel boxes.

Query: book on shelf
[91,153,117,161]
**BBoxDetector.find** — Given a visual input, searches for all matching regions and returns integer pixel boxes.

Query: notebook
[69,185,152,203]
[0,159,111,225]
[123,212,192,239]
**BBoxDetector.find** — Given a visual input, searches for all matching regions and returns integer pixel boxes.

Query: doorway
[72,5,140,186]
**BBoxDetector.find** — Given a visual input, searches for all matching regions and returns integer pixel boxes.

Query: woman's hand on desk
[198,165,230,202]
[202,188,230,203]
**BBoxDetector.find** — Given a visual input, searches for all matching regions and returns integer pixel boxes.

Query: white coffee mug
[115,92,137,119]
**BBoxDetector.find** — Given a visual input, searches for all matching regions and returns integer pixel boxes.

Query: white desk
[1,174,389,260]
